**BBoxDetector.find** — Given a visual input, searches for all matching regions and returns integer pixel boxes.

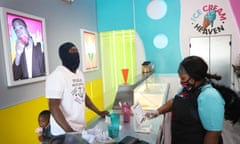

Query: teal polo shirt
[198,84,225,131]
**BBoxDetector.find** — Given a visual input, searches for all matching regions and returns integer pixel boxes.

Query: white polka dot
[153,34,168,49]
[146,0,167,20]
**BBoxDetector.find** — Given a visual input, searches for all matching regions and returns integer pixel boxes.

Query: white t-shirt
[45,66,86,136]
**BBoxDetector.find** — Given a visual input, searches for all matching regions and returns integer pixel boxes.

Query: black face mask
[59,42,80,72]
[62,52,80,71]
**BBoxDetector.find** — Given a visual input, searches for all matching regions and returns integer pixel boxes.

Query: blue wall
[97,0,182,73]
[97,0,134,32]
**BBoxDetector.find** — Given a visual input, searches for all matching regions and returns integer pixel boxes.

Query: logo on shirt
[71,78,85,104]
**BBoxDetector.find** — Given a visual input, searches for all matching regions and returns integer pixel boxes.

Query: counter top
[130,71,154,89]
[56,115,163,144]
[88,114,163,144]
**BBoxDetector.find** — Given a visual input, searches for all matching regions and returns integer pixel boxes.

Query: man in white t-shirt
[45,42,109,136]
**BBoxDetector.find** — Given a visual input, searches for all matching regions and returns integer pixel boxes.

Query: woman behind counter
[146,55,240,144]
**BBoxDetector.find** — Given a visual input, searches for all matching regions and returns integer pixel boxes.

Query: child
[35,110,52,144]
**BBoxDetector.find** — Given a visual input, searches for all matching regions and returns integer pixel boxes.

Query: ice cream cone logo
[191,4,227,34]
[202,10,216,30]
[203,18,210,30]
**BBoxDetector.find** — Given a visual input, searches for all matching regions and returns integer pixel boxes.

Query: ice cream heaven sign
[191,4,227,35]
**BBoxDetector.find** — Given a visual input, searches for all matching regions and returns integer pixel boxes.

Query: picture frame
[0,7,49,87]
[80,29,99,72]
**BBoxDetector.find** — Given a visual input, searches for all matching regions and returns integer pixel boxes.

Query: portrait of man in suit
[11,18,46,80]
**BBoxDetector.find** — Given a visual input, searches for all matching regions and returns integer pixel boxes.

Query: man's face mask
[59,43,80,72]
[62,52,80,72]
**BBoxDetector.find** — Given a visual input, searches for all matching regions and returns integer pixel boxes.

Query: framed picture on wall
[0,7,49,87]
[80,29,99,72]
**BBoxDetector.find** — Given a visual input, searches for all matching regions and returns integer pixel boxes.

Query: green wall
[100,29,136,108]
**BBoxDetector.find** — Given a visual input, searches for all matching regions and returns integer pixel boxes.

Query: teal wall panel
[96,0,134,32]
[134,0,182,73]
[97,0,182,73]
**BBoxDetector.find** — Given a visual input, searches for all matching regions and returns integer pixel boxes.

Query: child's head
[38,110,50,128]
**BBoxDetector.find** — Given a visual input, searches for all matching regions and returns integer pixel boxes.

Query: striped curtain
[100,29,136,108]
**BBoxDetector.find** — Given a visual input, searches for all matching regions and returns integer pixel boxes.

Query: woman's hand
[145,99,173,119]
[145,110,159,119]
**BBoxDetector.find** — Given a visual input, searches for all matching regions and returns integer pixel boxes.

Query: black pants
[219,135,223,144]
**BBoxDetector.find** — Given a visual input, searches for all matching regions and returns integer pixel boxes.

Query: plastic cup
[121,104,131,123]
[107,113,120,138]
[122,68,129,84]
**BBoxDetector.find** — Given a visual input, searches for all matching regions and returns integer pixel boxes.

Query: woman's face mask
[180,78,193,91]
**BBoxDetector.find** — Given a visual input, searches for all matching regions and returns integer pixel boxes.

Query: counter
[54,115,163,144]
[88,114,163,144]
[106,73,169,143]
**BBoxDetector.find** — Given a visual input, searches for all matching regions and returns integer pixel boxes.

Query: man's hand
[15,38,25,56]
[98,110,109,118]
[14,39,25,66]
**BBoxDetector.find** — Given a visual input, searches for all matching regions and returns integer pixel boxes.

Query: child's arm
[38,135,51,142]
[35,127,52,142]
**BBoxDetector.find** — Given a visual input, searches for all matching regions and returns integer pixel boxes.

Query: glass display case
[112,72,169,111]
[134,80,169,110]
